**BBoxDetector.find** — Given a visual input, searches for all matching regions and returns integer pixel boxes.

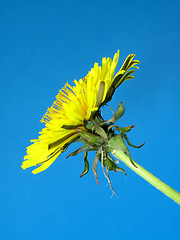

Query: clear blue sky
[1,0,180,239]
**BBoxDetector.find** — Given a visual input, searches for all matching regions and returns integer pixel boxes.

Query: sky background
[1,0,180,239]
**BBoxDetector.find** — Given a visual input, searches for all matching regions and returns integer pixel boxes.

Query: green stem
[108,135,180,205]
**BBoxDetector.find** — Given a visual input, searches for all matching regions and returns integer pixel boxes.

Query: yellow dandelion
[22,50,140,175]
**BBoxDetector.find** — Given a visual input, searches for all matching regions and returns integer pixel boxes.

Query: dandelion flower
[22,50,180,204]
[22,50,139,175]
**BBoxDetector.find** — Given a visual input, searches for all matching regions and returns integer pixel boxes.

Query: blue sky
[1,0,180,239]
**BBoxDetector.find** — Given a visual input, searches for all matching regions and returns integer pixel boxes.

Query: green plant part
[92,149,101,185]
[108,125,145,149]
[63,102,145,195]
[76,129,104,148]
[111,102,125,123]
[66,144,90,158]
[79,151,89,178]
[103,152,126,175]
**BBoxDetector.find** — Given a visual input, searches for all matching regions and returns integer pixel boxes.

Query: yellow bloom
[22,50,140,174]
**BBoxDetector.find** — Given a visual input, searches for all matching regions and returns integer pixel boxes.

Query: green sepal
[79,151,89,178]
[103,153,126,175]
[76,129,104,147]
[115,126,145,149]
[92,113,104,125]
[121,132,145,149]
[113,102,125,121]
[107,134,137,168]
[107,134,136,167]
[108,134,131,158]
[119,125,135,132]
[108,125,144,148]
[61,135,80,151]
[93,125,108,143]
[83,120,94,131]
[84,113,104,131]
[66,144,90,158]
[108,124,135,133]
[93,150,101,184]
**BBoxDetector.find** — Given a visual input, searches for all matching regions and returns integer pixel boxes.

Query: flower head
[22,50,140,176]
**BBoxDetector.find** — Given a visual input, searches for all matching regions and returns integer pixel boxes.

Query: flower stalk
[108,135,180,205]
